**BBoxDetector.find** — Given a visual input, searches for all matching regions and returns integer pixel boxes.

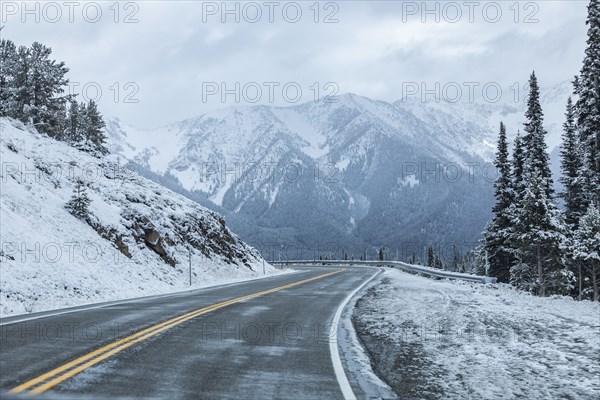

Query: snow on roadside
[339,271,398,399]
[354,268,600,400]
[0,118,282,318]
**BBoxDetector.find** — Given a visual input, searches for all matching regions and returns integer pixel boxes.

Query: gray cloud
[0,0,589,128]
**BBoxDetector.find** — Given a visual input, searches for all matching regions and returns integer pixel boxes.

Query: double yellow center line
[10,268,344,395]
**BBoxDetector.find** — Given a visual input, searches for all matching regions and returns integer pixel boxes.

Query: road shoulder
[352,268,600,400]
[338,268,398,399]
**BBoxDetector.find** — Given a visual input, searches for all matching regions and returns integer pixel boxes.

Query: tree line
[483,0,600,300]
[0,39,108,155]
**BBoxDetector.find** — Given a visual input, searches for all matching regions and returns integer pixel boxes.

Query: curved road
[0,266,380,399]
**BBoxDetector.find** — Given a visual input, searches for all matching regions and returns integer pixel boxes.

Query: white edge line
[0,269,305,326]
[330,267,382,400]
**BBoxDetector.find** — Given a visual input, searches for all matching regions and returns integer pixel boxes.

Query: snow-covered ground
[0,118,282,318]
[353,268,600,400]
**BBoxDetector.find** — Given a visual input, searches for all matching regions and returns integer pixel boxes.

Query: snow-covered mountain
[0,118,275,317]
[105,82,572,260]
[399,80,572,149]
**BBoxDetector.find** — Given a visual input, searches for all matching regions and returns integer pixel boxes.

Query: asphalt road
[0,266,380,399]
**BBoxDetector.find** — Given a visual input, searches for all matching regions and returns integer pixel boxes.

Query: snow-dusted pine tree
[484,122,514,282]
[71,100,108,156]
[65,180,91,220]
[574,0,600,209]
[512,131,526,197]
[9,45,32,123]
[76,101,90,149]
[0,39,109,155]
[85,100,108,155]
[66,99,81,143]
[559,97,589,299]
[504,132,526,281]
[0,40,72,137]
[427,246,434,268]
[509,170,572,296]
[0,39,17,117]
[560,97,587,227]
[26,42,70,137]
[573,205,600,301]
[50,101,67,141]
[522,72,554,198]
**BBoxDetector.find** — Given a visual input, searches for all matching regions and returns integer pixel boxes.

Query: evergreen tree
[10,45,32,122]
[71,100,107,155]
[451,245,461,272]
[66,99,81,143]
[0,40,109,155]
[522,71,554,197]
[378,247,385,261]
[573,204,600,301]
[85,100,108,155]
[0,39,17,117]
[574,0,600,209]
[509,170,571,296]
[559,97,588,299]
[74,101,92,151]
[78,100,89,125]
[0,40,72,138]
[501,131,526,282]
[427,245,434,268]
[434,255,443,269]
[506,73,571,296]
[512,131,526,196]
[484,122,514,282]
[560,97,587,228]
[50,102,67,141]
[65,180,91,220]
[25,42,70,135]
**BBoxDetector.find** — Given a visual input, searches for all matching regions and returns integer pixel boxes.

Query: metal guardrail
[271,260,497,284]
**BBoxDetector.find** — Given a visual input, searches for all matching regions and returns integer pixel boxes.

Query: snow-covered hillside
[0,118,277,317]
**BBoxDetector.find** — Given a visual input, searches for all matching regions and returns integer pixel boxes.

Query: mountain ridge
[105,83,571,260]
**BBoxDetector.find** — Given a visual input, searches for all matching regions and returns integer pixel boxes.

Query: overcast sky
[1,1,590,128]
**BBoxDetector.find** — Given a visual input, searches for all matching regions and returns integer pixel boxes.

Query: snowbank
[353,268,600,399]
